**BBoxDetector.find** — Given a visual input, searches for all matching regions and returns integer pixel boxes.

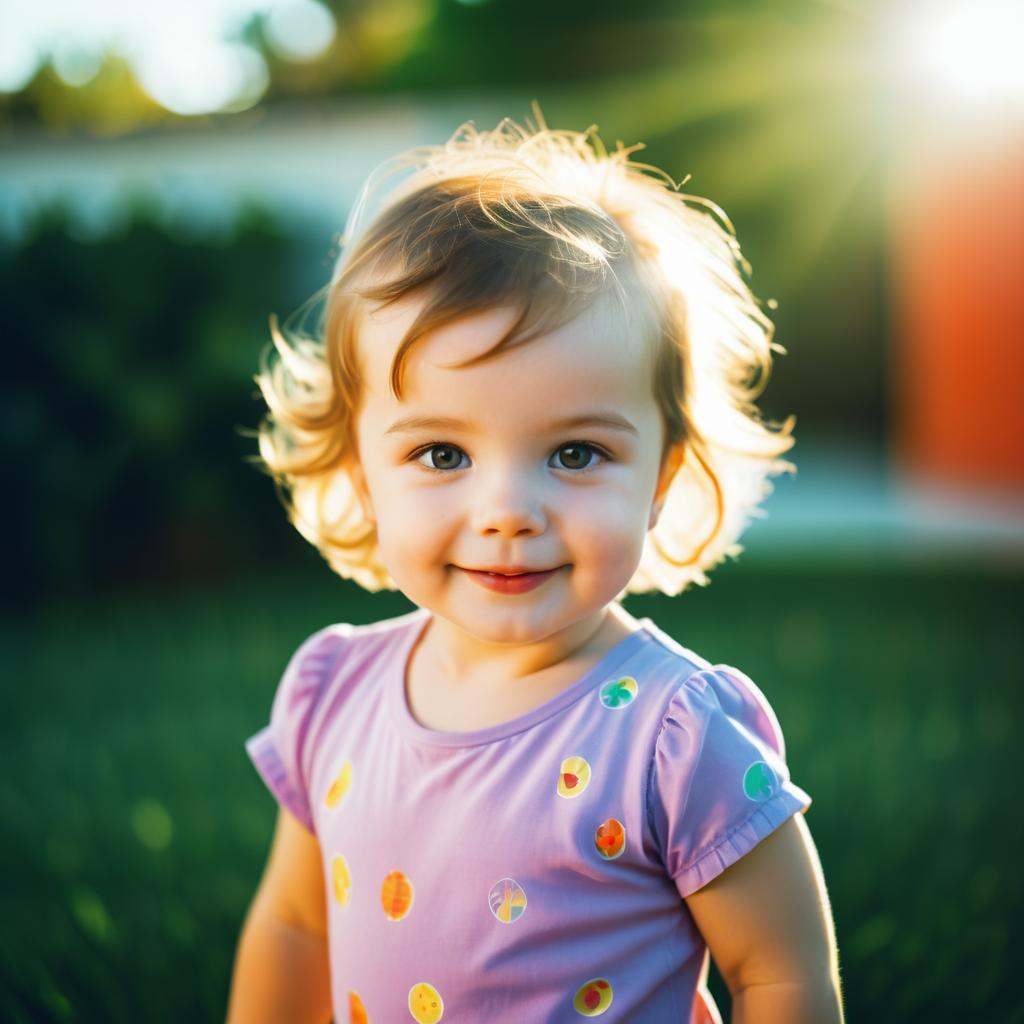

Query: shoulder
[286,606,425,671]
[634,615,715,677]
[285,622,352,680]
[663,663,789,761]
[274,607,424,711]
[642,655,812,895]
[634,618,787,759]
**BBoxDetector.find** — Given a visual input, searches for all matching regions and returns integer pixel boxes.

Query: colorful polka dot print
[242,610,812,1024]
[324,759,353,809]
[408,982,444,1023]
[488,877,527,923]
[594,818,626,860]
[349,990,368,1024]
[381,870,414,921]
[742,760,778,801]
[331,854,351,906]
[557,755,592,798]
[599,676,638,709]
[572,978,614,1016]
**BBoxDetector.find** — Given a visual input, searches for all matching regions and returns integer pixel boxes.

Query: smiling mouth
[457,567,562,576]
[455,565,564,593]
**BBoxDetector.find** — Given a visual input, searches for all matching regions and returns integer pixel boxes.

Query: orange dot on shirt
[349,990,369,1024]
[381,870,414,921]
[594,818,625,860]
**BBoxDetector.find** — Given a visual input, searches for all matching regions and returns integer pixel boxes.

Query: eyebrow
[384,412,640,437]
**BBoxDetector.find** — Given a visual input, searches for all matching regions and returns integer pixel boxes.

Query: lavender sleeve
[244,626,348,835]
[647,666,813,899]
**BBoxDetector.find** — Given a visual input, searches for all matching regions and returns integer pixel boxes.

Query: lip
[457,566,562,594]
[470,566,543,575]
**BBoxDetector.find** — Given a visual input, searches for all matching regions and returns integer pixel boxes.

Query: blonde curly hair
[253,111,795,597]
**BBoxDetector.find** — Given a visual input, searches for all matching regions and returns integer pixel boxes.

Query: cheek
[562,487,648,553]
[372,483,453,556]
[376,482,454,526]
[560,496,646,600]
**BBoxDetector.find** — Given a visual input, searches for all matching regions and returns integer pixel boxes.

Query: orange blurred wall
[889,107,1024,492]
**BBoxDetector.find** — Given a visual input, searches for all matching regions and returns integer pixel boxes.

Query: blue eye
[410,441,610,475]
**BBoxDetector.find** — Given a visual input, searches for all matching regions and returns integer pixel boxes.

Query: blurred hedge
[4,201,326,607]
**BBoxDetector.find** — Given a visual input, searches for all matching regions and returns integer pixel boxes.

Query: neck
[418,604,633,688]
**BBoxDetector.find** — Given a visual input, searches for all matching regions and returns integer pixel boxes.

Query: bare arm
[226,808,333,1024]
[227,903,332,1024]
[685,813,844,1024]
[730,977,844,1024]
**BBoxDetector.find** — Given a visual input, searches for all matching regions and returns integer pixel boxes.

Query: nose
[469,463,547,537]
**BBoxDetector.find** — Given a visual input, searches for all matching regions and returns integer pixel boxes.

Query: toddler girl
[227,113,843,1024]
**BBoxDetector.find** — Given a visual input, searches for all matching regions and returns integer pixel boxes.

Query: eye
[412,443,468,473]
[550,442,609,473]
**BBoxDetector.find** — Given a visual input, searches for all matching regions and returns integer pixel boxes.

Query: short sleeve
[646,665,812,899]
[244,625,350,834]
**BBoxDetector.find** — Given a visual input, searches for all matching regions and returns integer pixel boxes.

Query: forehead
[355,291,657,423]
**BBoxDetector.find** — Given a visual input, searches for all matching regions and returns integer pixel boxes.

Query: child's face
[348,290,678,646]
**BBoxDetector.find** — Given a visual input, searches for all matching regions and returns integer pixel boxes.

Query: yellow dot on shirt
[557,756,591,798]
[408,981,444,1023]
[331,854,351,905]
[325,759,353,808]
[573,977,613,1016]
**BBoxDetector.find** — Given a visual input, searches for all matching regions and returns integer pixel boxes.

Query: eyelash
[408,441,612,477]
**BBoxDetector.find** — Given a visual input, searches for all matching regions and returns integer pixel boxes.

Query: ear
[648,441,686,531]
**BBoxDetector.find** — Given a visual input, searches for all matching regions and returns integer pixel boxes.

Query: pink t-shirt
[245,606,812,1023]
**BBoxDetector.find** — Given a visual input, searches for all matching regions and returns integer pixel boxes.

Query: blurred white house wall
[0,94,525,242]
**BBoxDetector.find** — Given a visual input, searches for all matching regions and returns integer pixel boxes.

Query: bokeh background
[3,0,1023,1020]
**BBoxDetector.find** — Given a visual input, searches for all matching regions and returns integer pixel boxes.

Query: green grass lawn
[1,558,1020,1023]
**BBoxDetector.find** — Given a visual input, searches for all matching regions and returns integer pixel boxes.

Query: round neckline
[388,607,654,748]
